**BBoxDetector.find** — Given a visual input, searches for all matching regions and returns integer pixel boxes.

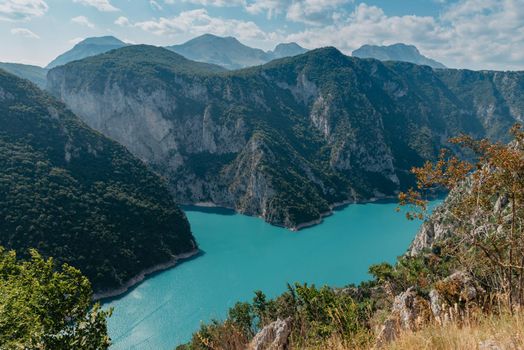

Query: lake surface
[104,201,434,350]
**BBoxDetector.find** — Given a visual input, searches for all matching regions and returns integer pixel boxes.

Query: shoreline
[93,249,200,301]
[290,195,398,231]
[184,195,399,232]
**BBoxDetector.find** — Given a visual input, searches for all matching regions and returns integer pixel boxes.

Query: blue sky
[1,0,523,70]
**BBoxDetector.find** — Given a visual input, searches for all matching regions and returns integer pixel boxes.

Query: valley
[1,2,523,346]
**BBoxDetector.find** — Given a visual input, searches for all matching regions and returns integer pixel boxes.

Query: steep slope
[47,46,523,229]
[0,68,196,293]
[0,62,48,88]
[166,34,270,70]
[353,43,446,69]
[46,36,127,69]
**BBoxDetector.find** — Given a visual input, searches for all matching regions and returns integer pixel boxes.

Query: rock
[429,289,444,323]
[479,339,502,350]
[375,287,431,347]
[438,271,482,303]
[249,318,292,350]
[375,318,400,348]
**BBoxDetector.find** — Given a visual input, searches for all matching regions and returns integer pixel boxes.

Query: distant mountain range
[48,45,523,229]
[2,36,448,90]
[0,62,48,88]
[46,36,128,69]
[352,43,446,69]
[166,34,308,70]
[43,34,307,72]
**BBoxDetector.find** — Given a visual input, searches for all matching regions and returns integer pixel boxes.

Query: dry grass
[385,311,524,350]
[296,310,524,350]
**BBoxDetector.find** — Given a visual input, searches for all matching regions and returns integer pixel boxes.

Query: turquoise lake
[104,202,433,349]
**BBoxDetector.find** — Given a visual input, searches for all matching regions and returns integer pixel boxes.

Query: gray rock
[479,339,502,350]
[376,287,430,346]
[249,318,292,350]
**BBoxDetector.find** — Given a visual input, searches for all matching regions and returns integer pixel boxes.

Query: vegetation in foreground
[179,124,524,350]
[0,247,111,349]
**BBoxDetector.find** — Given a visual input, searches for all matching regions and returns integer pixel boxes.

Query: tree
[0,247,112,349]
[399,124,524,309]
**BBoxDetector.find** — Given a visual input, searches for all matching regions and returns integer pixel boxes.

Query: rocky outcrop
[430,271,485,324]
[376,270,486,346]
[249,318,292,350]
[376,287,431,346]
[408,200,457,255]
[47,45,523,229]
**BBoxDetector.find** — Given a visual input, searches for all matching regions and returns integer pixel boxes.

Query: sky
[0,0,523,70]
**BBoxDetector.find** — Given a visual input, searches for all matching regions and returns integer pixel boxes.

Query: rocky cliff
[47,45,524,229]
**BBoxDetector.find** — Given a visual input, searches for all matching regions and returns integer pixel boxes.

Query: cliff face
[47,46,524,229]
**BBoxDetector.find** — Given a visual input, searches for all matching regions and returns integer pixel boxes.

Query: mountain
[46,36,127,69]
[166,34,270,70]
[269,42,308,59]
[166,34,307,69]
[0,62,48,88]
[0,68,196,293]
[47,46,523,229]
[352,43,446,69]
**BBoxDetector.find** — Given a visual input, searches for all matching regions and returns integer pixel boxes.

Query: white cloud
[0,0,48,21]
[177,0,244,5]
[286,0,352,24]
[10,27,40,38]
[134,8,271,43]
[114,16,130,26]
[283,0,524,70]
[149,0,162,10]
[244,0,283,19]
[71,15,94,28]
[243,0,352,22]
[73,0,119,12]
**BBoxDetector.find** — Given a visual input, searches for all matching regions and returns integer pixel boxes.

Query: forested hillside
[0,69,196,292]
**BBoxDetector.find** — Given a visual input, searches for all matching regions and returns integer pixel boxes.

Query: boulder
[375,287,431,347]
[249,317,292,350]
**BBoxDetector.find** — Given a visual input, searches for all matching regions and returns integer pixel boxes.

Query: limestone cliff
[47,45,523,228]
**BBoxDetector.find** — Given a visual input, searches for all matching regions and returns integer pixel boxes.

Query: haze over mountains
[166,34,308,70]
[2,35,453,91]
[46,36,128,69]
[352,43,446,69]
[0,62,48,89]
[47,44,523,229]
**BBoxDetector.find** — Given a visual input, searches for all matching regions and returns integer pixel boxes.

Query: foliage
[0,69,195,292]
[181,283,372,350]
[0,247,111,349]
[180,125,524,349]
[400,124,524,308]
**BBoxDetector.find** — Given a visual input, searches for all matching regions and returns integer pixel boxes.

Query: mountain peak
[166,34,268,70]
[352,43,446,69]
[76,36,126,47]
[47,36,127,69]
[271,42,308,59]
